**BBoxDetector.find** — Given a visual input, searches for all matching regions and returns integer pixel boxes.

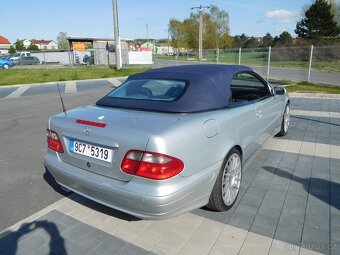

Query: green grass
[0,66,150,86]
[286,82,340,94]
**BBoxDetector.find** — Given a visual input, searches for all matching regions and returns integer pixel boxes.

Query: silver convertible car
[44,64,290,219]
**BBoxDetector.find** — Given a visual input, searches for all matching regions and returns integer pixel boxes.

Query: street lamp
[191,5,209,61]
[138,18,149,44]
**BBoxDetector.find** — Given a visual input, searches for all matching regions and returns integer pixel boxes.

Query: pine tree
[295,0,340,39]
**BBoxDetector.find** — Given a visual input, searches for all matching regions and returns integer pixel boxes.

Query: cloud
[266,10,296,19]
[265,10,298,23]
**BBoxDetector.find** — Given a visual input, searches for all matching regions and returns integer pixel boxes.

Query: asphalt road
[0,87,113,232]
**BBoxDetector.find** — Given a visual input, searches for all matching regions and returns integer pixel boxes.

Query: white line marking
[263,138,340,159]
[5,86,30,98]
[65,81,77,94]
[291,110,340,119]
[108,78,122,87]
[0,197,69,235]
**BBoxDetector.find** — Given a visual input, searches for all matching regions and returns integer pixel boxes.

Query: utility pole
[138,18,149,44]
[191,5,209,61]
[112,0,121,69]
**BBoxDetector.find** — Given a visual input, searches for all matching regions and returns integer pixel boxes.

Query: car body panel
[48,106,180,182]
[44,64,289,219]
[0,59,14,68]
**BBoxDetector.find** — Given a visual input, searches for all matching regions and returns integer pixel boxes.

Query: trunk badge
[84,126,91,135]
[98,115,105,120]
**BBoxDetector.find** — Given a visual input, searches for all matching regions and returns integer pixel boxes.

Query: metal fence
[153,45,340,85]
[7,47,130,68]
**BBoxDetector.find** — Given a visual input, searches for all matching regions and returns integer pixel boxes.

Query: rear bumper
[44,153,220,220]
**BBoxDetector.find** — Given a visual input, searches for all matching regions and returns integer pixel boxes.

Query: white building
[21,39,58,50]
[0,35,11,54]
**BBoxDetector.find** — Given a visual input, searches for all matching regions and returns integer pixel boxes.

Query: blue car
[0,58,14,69]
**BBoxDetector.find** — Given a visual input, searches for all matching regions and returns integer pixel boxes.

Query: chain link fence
[153,45,340,85]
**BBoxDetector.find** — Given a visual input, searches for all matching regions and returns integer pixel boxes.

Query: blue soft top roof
[96,64,253,113]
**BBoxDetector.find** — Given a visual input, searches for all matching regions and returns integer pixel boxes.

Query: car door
[231,72,281,150]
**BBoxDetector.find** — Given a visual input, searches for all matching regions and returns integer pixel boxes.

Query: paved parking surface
[0,93,339,255]
[0,77,127,99]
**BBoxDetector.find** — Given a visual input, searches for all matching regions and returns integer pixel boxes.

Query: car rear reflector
[121,150,184,180]
[76,119,107,128]
[47,129,64,153]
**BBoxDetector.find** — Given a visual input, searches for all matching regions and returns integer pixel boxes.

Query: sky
[0,0,324,43]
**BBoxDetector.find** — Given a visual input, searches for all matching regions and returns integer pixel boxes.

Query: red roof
[0,36,11,44]
[18,39,54,45]
[30,39,54,45]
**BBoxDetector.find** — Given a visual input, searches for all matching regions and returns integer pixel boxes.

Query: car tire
[207,148,242,211]
[3,64,9,69]
[276,103,290,137]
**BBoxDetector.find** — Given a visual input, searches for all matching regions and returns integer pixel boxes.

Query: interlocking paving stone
[76,80,112,91]
[0,210,155,255]
[2,96,339,254]
[21,83,65,96]
[0,87,17,98]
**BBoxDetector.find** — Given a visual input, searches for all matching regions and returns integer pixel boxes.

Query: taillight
[121,150,184,180]
[47,129,64,153]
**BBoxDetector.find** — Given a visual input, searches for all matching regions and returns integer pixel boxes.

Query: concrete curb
[289,92,340,99]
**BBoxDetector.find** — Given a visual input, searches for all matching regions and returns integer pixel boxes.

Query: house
[140,42,157,53]
[20,39,58,50]
[0,35,11,54]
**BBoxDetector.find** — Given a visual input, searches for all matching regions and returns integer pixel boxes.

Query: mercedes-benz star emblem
[84,126,91,135]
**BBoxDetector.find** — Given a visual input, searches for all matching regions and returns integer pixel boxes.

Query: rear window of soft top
[107,79,187,101]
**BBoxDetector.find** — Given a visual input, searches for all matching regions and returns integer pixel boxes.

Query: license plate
[70,139,113,163]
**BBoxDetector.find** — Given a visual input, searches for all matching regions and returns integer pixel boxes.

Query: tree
[169,5,232,49]
[261,33,274,47]
[8,46,16,54]
[295,0,340,39]
[244,37,258,48]
[27,43,39,51]
[233,33,248,48]
[15,40,25,51]
[273,31,293,47]
[57,32,69,49]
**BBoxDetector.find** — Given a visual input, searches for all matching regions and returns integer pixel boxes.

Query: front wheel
[3,64,9,69]
[277,103,290,136]
[207,148,242,211]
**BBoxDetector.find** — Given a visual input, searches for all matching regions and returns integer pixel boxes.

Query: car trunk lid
[49,106,180,182]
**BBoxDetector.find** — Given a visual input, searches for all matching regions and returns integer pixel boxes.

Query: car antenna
[56,83,67,115]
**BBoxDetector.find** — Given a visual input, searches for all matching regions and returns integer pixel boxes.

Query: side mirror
[274,86,285,95]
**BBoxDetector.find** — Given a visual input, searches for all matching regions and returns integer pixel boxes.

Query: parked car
[83,55,94,65]
[10,51,31,61]
[13,56,40,65]
[44,64,290,219]
[0,58,14,69]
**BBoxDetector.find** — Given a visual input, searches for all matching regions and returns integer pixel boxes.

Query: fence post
[43,51,47,69]
[307,45,314,82]
[216,48,219,63]
[266,46,271,81]
[238,48,242,65]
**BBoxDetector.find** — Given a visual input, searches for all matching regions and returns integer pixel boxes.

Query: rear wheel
[207,148,242,211]
[277,103,290,136]
[3,64,9,69]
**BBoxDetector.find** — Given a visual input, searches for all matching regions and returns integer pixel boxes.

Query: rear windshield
[108,79,187,101]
